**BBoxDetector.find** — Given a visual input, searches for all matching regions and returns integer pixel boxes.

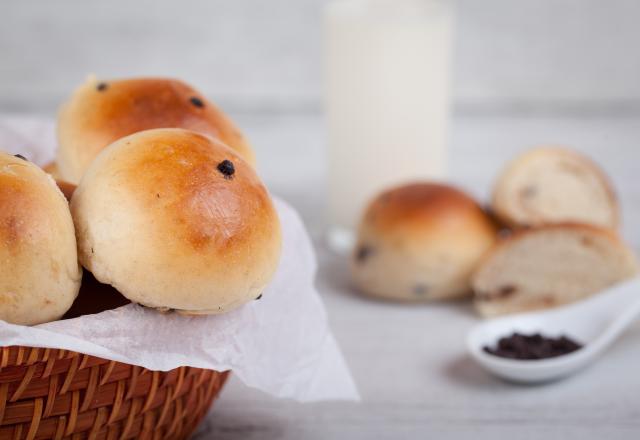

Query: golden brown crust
[363,182,497,237]
[351,182,499,301]
[118,130,274,258]
[0,173,39,249]
[57,77,255,183]
[0,153,81,325]
[0,159,62,250]
[71,128,281,313]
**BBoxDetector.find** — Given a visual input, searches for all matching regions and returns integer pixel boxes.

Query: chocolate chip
[217,160,235,179]
[557,336,582,352]
[96,82,108,92]
[483,332,583,360]
[190,96,204,108]
[541,295,557,307]
[255,294,263,300]
[14,154,27,161]
[413,284,429,296]
[520,185,537,198]
[355,245,374,263]
[581,236,594,247]
[498,285,517,297]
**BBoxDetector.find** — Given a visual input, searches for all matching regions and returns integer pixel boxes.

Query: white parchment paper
[0,115,359,402]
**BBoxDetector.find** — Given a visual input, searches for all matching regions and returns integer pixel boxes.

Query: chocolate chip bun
[0,152,82,324]
[351,183,498,301]
[56,76,255,183]
[492,147,618,229]
[71,128,281,314]
[473,223,638,317]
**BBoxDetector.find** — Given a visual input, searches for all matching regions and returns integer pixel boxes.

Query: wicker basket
[0,346,228,439]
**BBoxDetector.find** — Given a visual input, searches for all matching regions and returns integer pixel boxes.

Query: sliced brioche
[473,224,638,317]
[492,147,618,229]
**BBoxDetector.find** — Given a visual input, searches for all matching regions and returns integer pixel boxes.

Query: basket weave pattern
[0,346,228,439]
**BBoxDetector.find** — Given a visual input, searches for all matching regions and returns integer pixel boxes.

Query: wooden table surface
[179,112,640,439]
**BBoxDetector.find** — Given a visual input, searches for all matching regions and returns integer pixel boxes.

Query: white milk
[325,0,452,236]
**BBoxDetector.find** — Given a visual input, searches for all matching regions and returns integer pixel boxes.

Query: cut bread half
[473,223,638,317]
[492,147,618,229]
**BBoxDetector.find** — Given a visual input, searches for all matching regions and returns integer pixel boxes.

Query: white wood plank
[3,0,640,112]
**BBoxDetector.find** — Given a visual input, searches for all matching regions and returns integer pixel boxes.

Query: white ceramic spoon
[467,277,640,383]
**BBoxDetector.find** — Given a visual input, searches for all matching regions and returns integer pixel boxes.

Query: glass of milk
[324,0,453,251]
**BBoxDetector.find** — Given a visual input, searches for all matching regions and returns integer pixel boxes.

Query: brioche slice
[473,224,638,317]
[492,147,618,229]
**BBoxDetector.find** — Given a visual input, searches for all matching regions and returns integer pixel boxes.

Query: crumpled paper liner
[0,115,359,402]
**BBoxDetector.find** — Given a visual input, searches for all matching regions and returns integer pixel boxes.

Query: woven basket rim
[0,345,228,439]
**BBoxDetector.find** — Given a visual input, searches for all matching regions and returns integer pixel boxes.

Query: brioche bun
[492,147,618,229]
[351,182,498,301]
[0,152,81,324]
[71,128,281,314]
[473,223,638,317]
[57,77,255,183]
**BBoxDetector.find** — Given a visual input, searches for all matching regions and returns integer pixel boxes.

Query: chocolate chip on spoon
[483,332,583,360]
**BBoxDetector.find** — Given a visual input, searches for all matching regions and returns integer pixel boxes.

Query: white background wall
[2,0,640,114]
